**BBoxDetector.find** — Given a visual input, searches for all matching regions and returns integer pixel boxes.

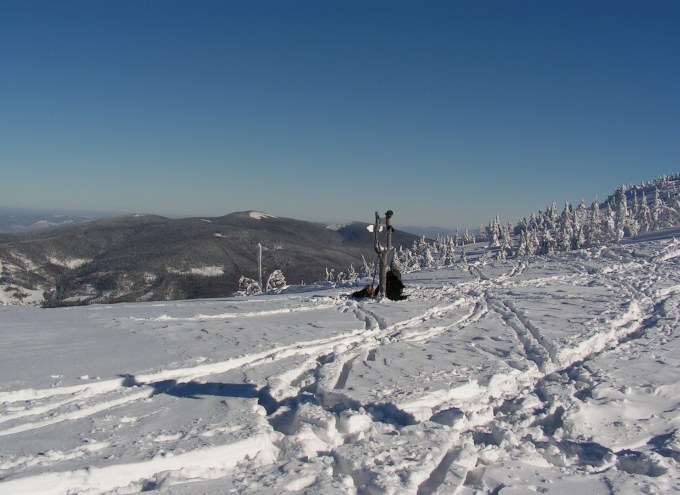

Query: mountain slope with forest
[0,211,420,307]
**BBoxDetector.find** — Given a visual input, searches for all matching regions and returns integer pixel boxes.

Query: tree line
[239,174,680,293]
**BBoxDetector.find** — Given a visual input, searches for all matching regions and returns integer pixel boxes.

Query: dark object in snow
[385,262,407,301]
[352,284,375,298]
[373,262,407,301]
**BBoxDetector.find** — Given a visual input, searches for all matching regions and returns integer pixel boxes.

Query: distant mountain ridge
[0,211,421,307]
[0,209,97,233]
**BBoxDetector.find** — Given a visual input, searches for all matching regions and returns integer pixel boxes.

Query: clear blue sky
[1,1,679,229]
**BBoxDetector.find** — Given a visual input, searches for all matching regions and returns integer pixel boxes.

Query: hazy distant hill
[0,208,96,233]
[0,211,421,307]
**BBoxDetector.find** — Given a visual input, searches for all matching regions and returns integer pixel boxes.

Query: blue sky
[1,1,679,229]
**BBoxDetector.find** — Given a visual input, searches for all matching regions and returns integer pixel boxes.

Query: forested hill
[478,174,680,257]
[0,211,420,307]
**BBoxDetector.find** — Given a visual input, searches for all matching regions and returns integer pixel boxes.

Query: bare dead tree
[373,210,394,297]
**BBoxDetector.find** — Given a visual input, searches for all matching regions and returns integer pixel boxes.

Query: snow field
[1,235,679,494]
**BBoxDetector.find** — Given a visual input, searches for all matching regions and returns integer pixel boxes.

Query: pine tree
[575,199,588,228]
[547,202,559,230]
[266,270,287,292]
[587,197,603,247]
[464,229,475,244]
[638,191,652,233]
[517,228,529,256]
[528,229,541,255]
[557,202,574,251]
[651,188,666,229]
[488,215,501,248]
[573,225,586,250]
[529,212,538,231]
[237,276,261,296]
[347,264,358,286]
[361,255,374,279]
[604,202,616,241]
[540,229,556,255]
[615,190,628,241]
[501,222,513,258]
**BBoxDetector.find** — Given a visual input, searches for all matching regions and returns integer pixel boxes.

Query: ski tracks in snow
[2,239,680,494]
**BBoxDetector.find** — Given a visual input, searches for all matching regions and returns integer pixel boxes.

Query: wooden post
[374,210,394,297]
[257,243,263,293]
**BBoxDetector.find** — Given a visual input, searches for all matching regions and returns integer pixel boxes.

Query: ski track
[1,240,679,494]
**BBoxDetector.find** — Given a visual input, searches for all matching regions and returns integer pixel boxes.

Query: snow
[1,234,680,494]
[326,222,351,232]
[249,211,277,220]
[167,266,225,277]
[46,257,91,269]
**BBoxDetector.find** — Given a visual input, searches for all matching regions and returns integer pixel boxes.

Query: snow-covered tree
[638,191,652,233]
[540,229,556,255]
[557,202,574,251]
[516,228,530,257]
[236,276,261,296]
[547,202,559,230]
[651,188,664,230]
[266,269,287,292]
[454,228,462,247]
[346,264,358,286]
[604,202,616,241]
[575,199,588,228]
[464,229,475,244]
[585,197,602,247]
[361,255,375,279]
[488,215,502,248]
[573,225,586,250]
[422,244,435,268]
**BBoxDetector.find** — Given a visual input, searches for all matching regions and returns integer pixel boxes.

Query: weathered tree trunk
[374,210,394,297]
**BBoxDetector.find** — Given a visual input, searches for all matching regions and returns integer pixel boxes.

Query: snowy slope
[1,232,680,494]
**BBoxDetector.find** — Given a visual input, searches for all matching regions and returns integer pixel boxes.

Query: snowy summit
[249,211,277,220]
[1,227,680,494]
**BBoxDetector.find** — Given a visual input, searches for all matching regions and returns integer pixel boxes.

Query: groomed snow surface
[1,232,680,494]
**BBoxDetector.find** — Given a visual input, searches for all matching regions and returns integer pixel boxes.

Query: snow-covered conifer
[547,202,559,230]
[638,191,652,233]
[573,225,585,250]
[528,212,538,231]
[540,229,556,255]
[575,199,588,228]
[464,229,475,244]
[237,276,261,296]
[266,270,287,292]
[516,228,529,257]
[557,202,574,251]
[585,197,601,247]
[651,188,662,230]
[615,190,628,241]
[604,202,616,241]
[528,228,541,255]
[347,264,358,285]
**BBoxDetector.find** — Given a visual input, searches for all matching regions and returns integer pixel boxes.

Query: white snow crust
[1,234,680,494]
